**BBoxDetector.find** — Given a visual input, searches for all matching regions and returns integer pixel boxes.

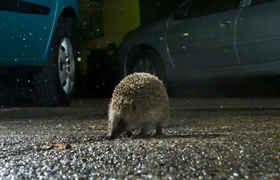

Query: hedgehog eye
[118,119,126,127]
[116,119,126,133]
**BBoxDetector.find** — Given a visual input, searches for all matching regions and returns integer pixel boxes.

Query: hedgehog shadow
[131,133,221,140]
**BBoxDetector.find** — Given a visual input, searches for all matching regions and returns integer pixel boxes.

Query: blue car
[0,0,79,106]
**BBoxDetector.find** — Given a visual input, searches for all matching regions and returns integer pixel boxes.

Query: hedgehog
[108,72,169,138]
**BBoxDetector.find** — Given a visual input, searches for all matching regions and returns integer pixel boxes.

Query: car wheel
[126,50,168,88]
[33,18,78,107]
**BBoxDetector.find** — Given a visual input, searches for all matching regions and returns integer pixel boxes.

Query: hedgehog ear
[132,103,136,113]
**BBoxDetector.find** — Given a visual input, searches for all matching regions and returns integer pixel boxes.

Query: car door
[166,0,242,70]
[0,0,18,57]
[236,0,280,65]
[8,0,53,58]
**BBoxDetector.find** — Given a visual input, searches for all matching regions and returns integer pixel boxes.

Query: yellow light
[182,33,189,36]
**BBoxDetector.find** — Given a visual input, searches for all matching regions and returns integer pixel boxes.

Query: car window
[187,0,241,18]
[251,0,273,5]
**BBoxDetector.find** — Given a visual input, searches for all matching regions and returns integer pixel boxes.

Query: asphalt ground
[0,97,279,179]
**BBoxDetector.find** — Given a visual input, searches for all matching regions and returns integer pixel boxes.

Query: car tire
[126,50,169,88]
[33,18,78,107]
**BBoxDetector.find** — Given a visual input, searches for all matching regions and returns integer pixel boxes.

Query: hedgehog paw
[124,131,133,137]
[156,124,163,135]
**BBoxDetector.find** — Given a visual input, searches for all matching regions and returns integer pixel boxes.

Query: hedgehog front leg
[140,124,149,137]
[156,123,163,135]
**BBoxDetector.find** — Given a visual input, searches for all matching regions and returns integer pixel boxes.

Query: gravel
[0,98,279,179]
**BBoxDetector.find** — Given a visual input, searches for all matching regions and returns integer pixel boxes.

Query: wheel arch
[55,8,79,57]
[126,44,166,74]
[58,6,78,22]
[125,44,169,88]
[127,44,160,58]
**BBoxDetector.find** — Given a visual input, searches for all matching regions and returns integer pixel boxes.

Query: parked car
[118,0,280,88]
[0,0,79,106]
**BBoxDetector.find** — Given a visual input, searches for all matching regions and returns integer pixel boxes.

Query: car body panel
[0,0,17,57]
[167,8,241,70]
[118,0,280,84]
[9,0,55,58]
[0,0,79,70]
[0,11,15,57]
[236,0,280,65]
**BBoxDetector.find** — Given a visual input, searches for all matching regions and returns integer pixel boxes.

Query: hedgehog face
[108,100,136,138]
[110,118,127,138]
[108,112,128,138]
[108,100,127,138]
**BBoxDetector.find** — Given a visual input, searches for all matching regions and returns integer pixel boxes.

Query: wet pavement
[0,98,279,179]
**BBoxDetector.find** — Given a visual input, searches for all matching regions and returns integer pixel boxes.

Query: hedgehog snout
[111,119,127,137]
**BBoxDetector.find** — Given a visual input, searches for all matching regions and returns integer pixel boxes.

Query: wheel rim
[132,59,156,75]
[58,38,75,95]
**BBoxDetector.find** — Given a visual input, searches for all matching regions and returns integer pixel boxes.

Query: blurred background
[76,0,184,97]
[75,0,280,98]
[1,0,280,107]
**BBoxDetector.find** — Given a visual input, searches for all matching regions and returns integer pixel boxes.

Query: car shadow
[0,97,40,108]
[0,88,40,108]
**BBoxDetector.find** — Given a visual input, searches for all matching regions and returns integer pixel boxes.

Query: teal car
[0,0,79,106]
